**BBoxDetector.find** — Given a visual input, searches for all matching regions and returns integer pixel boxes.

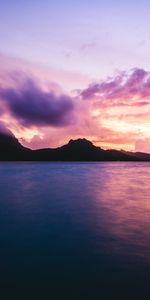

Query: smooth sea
[0,162,150,299]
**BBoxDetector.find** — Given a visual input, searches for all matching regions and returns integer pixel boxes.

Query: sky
[0,0,150,152]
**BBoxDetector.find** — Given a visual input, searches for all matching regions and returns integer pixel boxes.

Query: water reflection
[89,163,150,261]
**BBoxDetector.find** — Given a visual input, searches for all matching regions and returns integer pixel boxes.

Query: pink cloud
[135,139,150,153]
[80,68,150,106]
[80,42,97,52]
[0,52,91,93]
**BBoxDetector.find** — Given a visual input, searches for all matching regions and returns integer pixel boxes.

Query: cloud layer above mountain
[0,63,150,152]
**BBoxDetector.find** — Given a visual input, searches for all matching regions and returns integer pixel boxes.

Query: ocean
[0,162,150,299]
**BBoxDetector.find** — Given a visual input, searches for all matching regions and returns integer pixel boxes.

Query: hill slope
[0,132,150,161]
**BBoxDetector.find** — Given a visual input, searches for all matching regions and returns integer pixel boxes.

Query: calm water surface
[0,162,150,299]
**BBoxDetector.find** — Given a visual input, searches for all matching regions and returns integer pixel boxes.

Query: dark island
[0,130,150,161]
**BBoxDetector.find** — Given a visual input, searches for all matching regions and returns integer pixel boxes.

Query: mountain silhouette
[0,131,32,160]
[0,132,150,161]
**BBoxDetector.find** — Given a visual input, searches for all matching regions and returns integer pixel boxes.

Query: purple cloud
[80,68,150,105]
[0,78,74,127]
[80,42,97,52]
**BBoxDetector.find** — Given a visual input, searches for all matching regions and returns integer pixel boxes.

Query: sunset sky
[0,0,150,152]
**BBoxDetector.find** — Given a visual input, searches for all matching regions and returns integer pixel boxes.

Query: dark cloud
[0,78,74,127]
